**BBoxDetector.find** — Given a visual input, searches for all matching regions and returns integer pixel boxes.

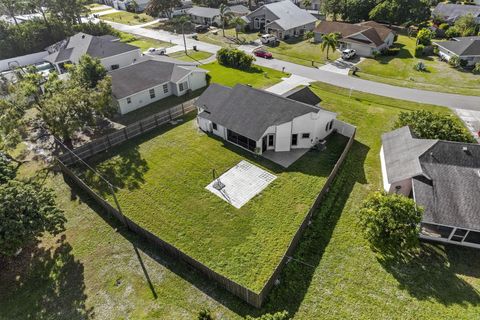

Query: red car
[254,49,273,59]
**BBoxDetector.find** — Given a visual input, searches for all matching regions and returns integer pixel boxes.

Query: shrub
[216,48,255,70]
[448,55,460,68]
[445,26,460,38]
[197,308,213,320]
[394,110,476,142]
[413,61,427,72]
[459,58,468,68]
[358,192,422,255]
[473,62,480,74]
[245,311,289,320]
[439,23,449,30]
[382,47,400,56]
[416,28,434,45]
[133,14,140,19]
[414,44,425,57]
[304,31,314,40]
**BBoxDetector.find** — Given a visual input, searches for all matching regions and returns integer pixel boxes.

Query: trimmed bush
[413,61,427,72]
[445,26,460,38]
[473,62,480,74]
[414,44,425,57]
[449,55,460,68]
[382,47,400,56]
[216,48,255,70]
[416,28,434,45]
[439,23,449,31]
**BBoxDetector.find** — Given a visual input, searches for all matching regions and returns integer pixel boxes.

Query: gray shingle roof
[45,33,139,63]
[229,4,250,15]
[432,3,480,22]
[413,141,480,231]
[196,84,325,141]
[257,1,317,31]
[381,127,437,183]
[282,86,322,105]
[434,37,480,56]
[110,59,206,99]
[188,6,220,18]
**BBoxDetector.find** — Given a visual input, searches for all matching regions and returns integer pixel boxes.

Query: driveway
[318,57,364,75]
[455,109,480,142]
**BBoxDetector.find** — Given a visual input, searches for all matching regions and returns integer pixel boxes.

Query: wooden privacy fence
[59,99,197,165]
[56,110,356,308]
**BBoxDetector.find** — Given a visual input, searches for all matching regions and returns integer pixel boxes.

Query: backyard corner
[72,112,349,293]
[169,50,213,62]
[355,35,480,96]
[100,11,154,26]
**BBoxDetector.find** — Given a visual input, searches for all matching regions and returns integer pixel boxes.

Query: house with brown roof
[314,21,395,57]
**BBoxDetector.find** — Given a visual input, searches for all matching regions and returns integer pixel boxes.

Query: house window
[329,120,334,130]
[163,84,168,94]
[179,81,188,91]
[325,123,329,131]
[126,97,132,104]
[212,122,217,130]
[149,88,155,99]
[465,231,480,245]
[291,134,298,146]
[111,64,119,70]
[268,134,274,147]
[302,133,310,139]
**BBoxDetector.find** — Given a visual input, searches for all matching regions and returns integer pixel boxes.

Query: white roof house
[110,56,208,115]
[244,0,317,39]
[196,84,337,167]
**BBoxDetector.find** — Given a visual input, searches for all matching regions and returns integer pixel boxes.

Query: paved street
[101,19,480,111]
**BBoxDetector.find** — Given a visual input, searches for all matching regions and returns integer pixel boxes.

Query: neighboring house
[110,56,208,114]
[380,126,480,249]
[111,0,149,11]
[196,84,337,155]
[314,21,395,57]
[434,37,480,67]
[229,4,250,16]
[187,6,221,26]
[244,1,317,39]
[432,3,480,24]
[44,33,141,73]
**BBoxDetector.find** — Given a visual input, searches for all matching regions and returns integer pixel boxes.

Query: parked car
[147,47,167,55]
[341,49,356,60]
[260,34,277,45]
[254,49,273,59]
[195,24,209,33]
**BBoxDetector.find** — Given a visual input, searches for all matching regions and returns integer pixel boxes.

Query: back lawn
[197,28,260,48]
[201,61,287,88]
[101,11,154,25]
[355,35,480,96]
[118,32,173,52]
[169,50,213,62]
[75,114,348,292]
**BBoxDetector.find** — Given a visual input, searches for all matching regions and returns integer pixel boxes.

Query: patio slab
[205,160,277,209]
[262,148,310,168]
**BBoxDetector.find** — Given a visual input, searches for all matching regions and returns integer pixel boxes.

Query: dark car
[195,24,209,33]
[254,49,273,59]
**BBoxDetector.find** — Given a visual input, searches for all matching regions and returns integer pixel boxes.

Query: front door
[262,136,267,152]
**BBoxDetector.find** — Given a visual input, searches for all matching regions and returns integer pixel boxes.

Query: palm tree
[230,16,246,40]
[218,3,234,37]
[320,33,338,60]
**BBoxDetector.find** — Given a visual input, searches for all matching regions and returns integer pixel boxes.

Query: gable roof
[229,4,250,15]
[110,59,206,99]
[45,33,139,64]
[249,1,317,31]
[188,6,220,18]
[413,141,480,231]
[314,21,393,47]
[381,126,437,183]
[196,84,327,141]
[434,37,480,56]
[282,86,322,105]
[432,3,480,21]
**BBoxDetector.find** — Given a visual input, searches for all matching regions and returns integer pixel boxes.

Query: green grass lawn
[356,35,480,96]
[169,50,213,62]
[116,31,173,52]
[197,28,260,48]
[2,81,480,319]
[74,116,348,292]
[268,38,339,67]
[101,11,154,25]
[201,61,287,88]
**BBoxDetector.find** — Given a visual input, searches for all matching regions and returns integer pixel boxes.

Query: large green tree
[358,191,422,255]
[394,110,476,143]
[369,0,430,26]
[145,0,181,18]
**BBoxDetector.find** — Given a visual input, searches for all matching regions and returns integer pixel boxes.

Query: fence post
[169,108,172,121]
[154,113,159,127]
[106,134,112,148]
[181,103,185,115]
[123,128,128,140]
[139,120,144,133]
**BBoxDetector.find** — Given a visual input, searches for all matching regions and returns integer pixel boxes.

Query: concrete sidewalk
[265,75,313,95]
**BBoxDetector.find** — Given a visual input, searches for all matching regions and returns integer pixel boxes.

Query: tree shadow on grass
[377,42,413,65]
[0,235,93,320]
[378,242,480,307]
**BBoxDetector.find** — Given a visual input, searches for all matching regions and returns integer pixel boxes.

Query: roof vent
[82,34,85,39]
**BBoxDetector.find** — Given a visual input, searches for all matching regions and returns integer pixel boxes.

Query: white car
[147,47,167,55]
[341,49,356,60]
[260,34,277,45]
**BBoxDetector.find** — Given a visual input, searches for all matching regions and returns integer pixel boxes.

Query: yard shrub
[304,31,314,40]
[245,311,289,320]
[416,28,434,45]
[459,58,469,68]
[473,62,480,74]
[448,55,460,68]
[394,110,476,143]
[358,191,422,255]
[413,61,427,72]
[382,47,400,56]
[439,23,449,31]
[216,48,255,70]
[197,308,213,320]
[445,26,460,38]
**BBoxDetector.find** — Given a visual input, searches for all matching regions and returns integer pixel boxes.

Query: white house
[110,56,208,115]
[196,84,337,155]
[314,21,395,57]
[44,33,141,73]
[244,1,317,39]
[434,37,480,67]
[187,6,222,26]
[380,126,480,249]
